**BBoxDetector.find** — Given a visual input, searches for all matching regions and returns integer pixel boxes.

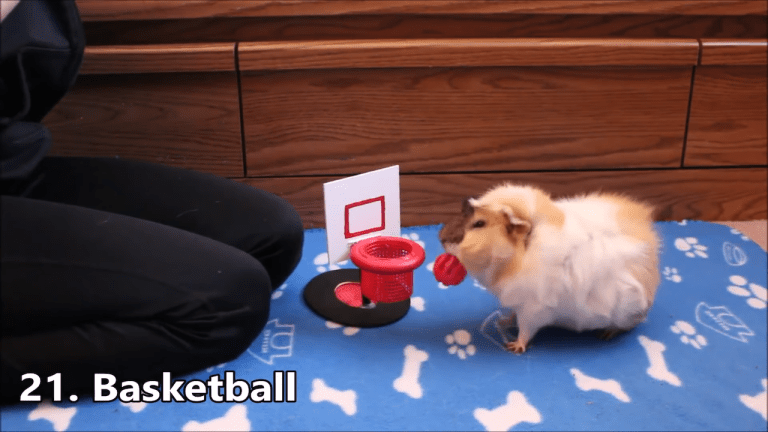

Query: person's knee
[247,193,304,288]
[278,202,304,274]
[188,256,273,364]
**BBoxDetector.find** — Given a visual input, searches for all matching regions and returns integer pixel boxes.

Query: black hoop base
[302,269,410,328]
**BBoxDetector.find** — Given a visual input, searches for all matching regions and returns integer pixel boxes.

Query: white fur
[510,199,648,331]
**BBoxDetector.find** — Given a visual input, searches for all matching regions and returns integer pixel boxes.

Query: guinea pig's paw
[597,329,624,341]
[506,339,528,355]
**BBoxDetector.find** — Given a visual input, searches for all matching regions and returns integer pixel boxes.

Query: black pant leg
[1,196,272,404]
[22,157,304,289]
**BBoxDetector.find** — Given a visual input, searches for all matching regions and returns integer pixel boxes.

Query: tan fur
[535,190,565,228]
[454,207,527,290]
[476,184,565,229]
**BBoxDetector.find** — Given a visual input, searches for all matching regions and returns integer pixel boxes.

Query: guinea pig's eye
[471,220,486,229]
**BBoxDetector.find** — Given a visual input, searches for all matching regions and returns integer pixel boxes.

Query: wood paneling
[83,14,768,46]
[699,39,768,65]
[238,39,699,70]
[62,2,767,225]
[242,66,691,176]
[43,73,243,177]
[80,44,236,74]
[240,168,768,228]
[685,66,767,166]
[76,0,768,21]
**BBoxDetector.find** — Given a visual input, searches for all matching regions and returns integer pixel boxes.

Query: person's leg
[19,156,304,289]
[1,196,272,404]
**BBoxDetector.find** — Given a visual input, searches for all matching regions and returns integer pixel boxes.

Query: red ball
[433,253,467,286]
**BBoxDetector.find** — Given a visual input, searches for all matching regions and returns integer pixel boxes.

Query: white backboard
[324,165,401,264]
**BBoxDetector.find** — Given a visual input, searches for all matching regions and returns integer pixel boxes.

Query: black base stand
[303,269,410,328]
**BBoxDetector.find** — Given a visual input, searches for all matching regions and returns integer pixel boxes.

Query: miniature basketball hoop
[303,166,427,328]
[303,235,426,328]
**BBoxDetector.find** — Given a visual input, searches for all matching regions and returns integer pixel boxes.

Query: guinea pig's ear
[500,205,531,237]
[462,197,478,217]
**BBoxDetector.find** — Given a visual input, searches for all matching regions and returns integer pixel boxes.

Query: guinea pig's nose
[438,226,450,245]
[439,220,464,245]
[438,227,447,244]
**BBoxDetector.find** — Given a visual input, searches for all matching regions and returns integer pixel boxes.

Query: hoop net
[350,236,426,303]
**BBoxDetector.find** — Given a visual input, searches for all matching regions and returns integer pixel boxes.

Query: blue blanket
[2,221,766,431]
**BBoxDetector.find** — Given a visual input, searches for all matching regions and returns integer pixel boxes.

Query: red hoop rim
[350,236,425,274]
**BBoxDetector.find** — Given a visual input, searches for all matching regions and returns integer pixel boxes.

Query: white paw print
[730,228,750,241]
[675,237,709,258]
[670,320,707,349]
[326,321,360,336]
[727,275,767,309]
[410,296,425,311]
[426,261,449,289]
[473,279,487,290]
[445,329,476,360]
[121,401,147,413]
[271,283,288,299]
[677,220,688,226]
[401,232,426,249]
[662,267,682,283]
[314,252,349,273]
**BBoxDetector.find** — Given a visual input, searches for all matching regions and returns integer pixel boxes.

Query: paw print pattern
[727,275,767,310]
[121,401,147,413]
[674,237,709,258]
[473,279,487,290]
[401,232,426,249]
[677,220,688,226]
[730,228,750,241]
[271,283,288,299]
[410,296,426,311]
[670,320,708,349]
[326,321,360,336]
[314,252,349,273]
[445,329,476,360]
[663,267,682,283]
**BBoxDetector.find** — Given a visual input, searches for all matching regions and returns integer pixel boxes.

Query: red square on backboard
[344,196,386,239]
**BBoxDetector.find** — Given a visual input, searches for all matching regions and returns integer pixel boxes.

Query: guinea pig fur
[439,183,660,354]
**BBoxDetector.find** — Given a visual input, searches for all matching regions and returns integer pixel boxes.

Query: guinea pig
[439,183,660,354]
